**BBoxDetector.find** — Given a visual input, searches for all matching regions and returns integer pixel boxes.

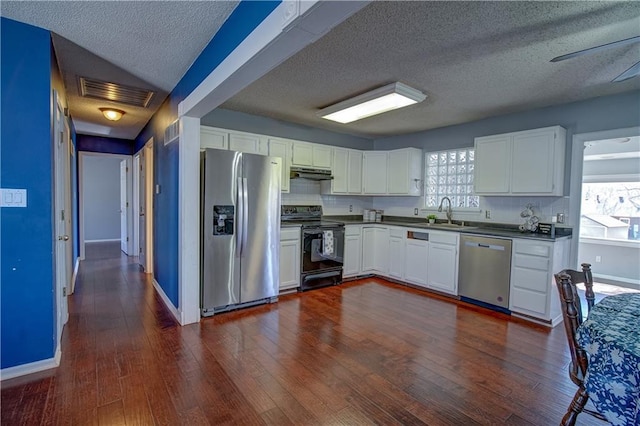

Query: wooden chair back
[553,263,594,385]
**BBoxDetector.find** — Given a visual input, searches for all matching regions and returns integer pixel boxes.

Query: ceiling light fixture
[99,108,125,121]
[318,82,427,124]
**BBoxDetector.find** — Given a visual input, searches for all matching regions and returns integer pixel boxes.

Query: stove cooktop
[281,205,343,227]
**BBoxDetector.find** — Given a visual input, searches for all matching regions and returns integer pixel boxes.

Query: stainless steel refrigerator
[201,149,281,316]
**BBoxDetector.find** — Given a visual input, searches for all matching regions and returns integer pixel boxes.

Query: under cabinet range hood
[290,167,333,181]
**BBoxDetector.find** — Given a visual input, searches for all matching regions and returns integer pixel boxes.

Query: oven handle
[303,227,344,235]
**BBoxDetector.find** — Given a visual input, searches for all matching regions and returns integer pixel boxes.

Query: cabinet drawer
[511,287,547,316]
[513,242,550,257]
[345,225,361,237]
[281,228,301,241]
[389,227,405,238]
[513,254,549,271]
[429,232,458,245]
[512,267,549,292]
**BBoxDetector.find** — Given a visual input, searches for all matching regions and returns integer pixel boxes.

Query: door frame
[78,152,133,259]
[569,126,640,268]
[132,153,141,262]
[136,138,154,274]
[53,91,71,346]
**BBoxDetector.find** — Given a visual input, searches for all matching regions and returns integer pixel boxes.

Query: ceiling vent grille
[79,77,154,108]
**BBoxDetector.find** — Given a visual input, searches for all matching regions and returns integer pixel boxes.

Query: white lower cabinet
[509,238,570,325]
[427,232,459,295]
[388,228,405,280]
[404,237,429,287]
[343,225,362,278]
[279,227,301,291]
[361,226,389,274]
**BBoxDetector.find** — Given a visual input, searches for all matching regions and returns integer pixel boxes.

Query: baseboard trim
[0,346,61,381]
[85,239,120,243]
[70,257,80,294]
[152,278,182,325]
[593,274,640,290]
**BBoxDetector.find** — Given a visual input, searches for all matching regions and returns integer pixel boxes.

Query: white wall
[283,179,373,215]
[82,156,122,241]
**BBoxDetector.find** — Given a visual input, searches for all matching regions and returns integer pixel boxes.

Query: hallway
[2,242,605,425]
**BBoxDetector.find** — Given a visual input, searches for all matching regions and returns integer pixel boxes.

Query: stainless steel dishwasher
[458,234,512,312]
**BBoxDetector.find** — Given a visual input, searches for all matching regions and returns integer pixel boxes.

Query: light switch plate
[1,188,27,207]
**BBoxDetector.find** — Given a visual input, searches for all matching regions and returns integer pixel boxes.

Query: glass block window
[424,148,479,209]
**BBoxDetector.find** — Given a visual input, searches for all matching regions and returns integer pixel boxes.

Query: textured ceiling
[218,1,640,138]
[1,1,239,139]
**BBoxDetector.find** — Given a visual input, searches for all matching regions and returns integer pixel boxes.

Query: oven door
[302,226,344,274]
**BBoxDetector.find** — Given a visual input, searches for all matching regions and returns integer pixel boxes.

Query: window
[424,148,479,209]
[581,182,640,241]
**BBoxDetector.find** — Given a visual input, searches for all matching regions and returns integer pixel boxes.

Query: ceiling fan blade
[550,35,640,62]
[612,60,640,82]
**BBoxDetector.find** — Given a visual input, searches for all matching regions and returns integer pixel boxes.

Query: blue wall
[134,1,280,308]
[77,134,134,155]
[1,18,56,369]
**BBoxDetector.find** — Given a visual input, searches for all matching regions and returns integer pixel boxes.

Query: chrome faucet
[438,196,453,224]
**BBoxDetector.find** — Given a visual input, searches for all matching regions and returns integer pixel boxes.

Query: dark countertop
[323,215,572,241]
[280,223,302,229]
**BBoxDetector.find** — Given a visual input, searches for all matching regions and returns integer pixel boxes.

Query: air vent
[165,119,179,145]
[79,77,154,107]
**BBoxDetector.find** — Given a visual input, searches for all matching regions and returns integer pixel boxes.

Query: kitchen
[2,0,639,387]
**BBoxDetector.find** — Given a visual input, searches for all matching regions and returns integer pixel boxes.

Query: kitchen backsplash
[285,179,571,225]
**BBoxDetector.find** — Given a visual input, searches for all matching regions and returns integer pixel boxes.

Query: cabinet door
[200,127,228,150]
[374,228,390,274]
[313,145,332,169]
[363,152,388,194]
[387,150,409,194]
[332,147,348,193]
[361,228,377,272]
[344,235,362,277]
[404,239,429,286]
[474,135,511,193]
[388,236,405,279]
[427,243,457,294]
[229,133,263,154]
[348,150,363,194]
[279,239,300,290]
[268,138,291,193]
[292,142,313,166]
[511,129,556,194]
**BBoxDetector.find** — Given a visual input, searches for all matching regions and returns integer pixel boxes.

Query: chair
[554,263,607,426]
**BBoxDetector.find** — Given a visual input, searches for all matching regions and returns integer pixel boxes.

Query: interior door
[53,94,69,342]
[120,160,128,253]
[139,148,147,269]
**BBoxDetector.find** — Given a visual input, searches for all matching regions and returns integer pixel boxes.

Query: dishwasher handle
[464,241,507,251]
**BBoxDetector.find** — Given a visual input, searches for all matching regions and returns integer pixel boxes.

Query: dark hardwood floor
[2,242,604,425]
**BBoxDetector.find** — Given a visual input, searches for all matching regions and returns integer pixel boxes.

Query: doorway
[53,92,71,344]
[570,127,640,292]
[135,138,154,274]
[78,152,133,260]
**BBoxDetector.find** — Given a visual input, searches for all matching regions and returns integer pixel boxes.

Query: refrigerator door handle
[236,176,244,257]
[242,177,249,256]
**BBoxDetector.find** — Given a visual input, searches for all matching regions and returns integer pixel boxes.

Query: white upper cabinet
[321,148,362,195]
[267,138,292,193]
[363,152,388,195]
[474,126,566,196]
[474,135,511,194]
[229,132,267,155]
[291,141,332,169]
[387,148,423,195]
[363,148,422,196]
[200,126,228,150]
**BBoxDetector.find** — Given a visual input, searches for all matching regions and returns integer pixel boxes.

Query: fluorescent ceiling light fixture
[99,108,125,121]
[318,82,427,124]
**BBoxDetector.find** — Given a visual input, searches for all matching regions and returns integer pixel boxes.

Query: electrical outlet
[596,255,602,263]
[485,210,491,219]
[349,204,353,213]
[414,208,419,215]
